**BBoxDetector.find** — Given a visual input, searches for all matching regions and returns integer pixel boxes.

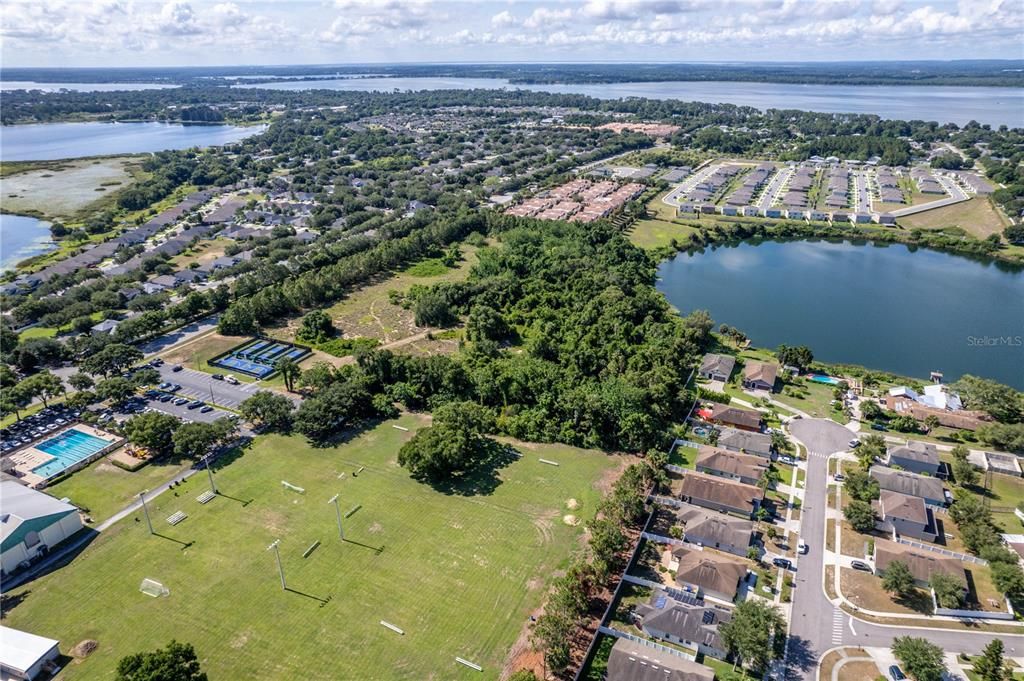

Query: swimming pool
[32,429,112,480]
[806,374,843,385]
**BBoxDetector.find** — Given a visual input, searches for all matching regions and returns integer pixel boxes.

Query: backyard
[3,414,621,680]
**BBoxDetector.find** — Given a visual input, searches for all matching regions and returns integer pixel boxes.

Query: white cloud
[491,10,517,28]
[523,7,575,29]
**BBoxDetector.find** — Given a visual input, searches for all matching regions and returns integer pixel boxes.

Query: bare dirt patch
[70,640,99,659]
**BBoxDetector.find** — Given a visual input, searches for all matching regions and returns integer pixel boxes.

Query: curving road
[783,418,1024,680]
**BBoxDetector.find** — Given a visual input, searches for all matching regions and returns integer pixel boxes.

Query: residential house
[679,472,763,519]
[741,361,778,392]
[1,481,83,576]
[873,539,966,588]
[670,546,749,601]
[674,502,755,557]
[706,404,763,432]
[874,490,938,541]
[886,441,941,476]
[636,592,732,659]
[90,319,120,336]
[716,427,773,459]
[605,638,714,681]
[695,446,769,486]
[698,353,736,382]
[870,466,946,506]
[881,394,990,431]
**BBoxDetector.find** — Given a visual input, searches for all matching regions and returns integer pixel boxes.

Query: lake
[1,214,55,271]
[657,240,1024,388]
[0,122,266,161]
[1,81,178,92]
[238,77,1024,127]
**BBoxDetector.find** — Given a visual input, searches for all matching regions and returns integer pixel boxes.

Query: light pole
[139,489,154,534]
[267,539,285,590]
[203,453,218,494]
[328,494,343,540]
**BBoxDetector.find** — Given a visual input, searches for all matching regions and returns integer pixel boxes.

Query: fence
[893,536,988,565]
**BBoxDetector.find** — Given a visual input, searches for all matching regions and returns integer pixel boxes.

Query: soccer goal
[139,578,170,598]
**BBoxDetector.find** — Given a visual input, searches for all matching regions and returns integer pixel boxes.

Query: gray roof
[638,592,732,652]
[887,440,939,466]
[1,480,77,548]
[606,638,715,681]
[870,466,944,500]
[717,427,772,456]
[699,353,735,377]
[675,502,754,549]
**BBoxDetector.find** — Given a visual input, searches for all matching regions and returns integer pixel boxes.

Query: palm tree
[275,357,300,392]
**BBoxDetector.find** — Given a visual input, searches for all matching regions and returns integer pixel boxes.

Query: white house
[920,384,964,411]
[1,481,83,576]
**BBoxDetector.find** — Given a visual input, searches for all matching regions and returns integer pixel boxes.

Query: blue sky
[2,0,1023,68]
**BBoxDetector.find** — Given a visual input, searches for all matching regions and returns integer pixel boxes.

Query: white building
[0,626,60,680]
[920,384,964,411]
[1,481,83,576]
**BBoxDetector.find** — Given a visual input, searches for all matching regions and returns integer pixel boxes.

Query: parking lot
[141,394,236,424]
[154,364,261,409]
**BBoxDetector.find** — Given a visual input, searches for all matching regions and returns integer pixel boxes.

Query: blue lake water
[0,122,266,161]
[1,81,178,92]
[657,240,1024,388]
[239,77,1024,127]
[1,213,55,271]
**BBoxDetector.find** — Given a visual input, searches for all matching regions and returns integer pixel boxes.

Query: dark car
[850,560,871,572]
[188,400,205,409]
[159,394,173,403]
[171,365,184,372]
[211,374,224,380]
[871,422,888,431]
[889,665,905,681]
[772,557,792,570]
[150,358,164,367]
[200,405,214,413]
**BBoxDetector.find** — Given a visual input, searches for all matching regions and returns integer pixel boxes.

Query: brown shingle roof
[878,490,928,524]
[672,547,748,599]
[676,503,755,549]
[696,446,769,481]
[680,472,764,515]
[743,361,778,386]
[708,403,762,430]
[870,467,945,501]
[874,538,966,584]
[606,638,715,681]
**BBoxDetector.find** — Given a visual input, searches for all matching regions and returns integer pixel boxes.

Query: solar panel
[702,610,716,625]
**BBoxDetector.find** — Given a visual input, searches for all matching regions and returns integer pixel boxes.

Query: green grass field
[4,414,620,680]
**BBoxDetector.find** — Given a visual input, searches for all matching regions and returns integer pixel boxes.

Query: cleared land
[0,157,140,220]
[4,414,620,680]
[898,197,1009,239]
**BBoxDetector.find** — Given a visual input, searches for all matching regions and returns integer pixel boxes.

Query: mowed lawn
[4,414,620,680]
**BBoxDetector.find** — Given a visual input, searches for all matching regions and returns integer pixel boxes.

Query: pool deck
[9,424,123,488]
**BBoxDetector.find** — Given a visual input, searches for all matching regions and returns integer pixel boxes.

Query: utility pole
[267,539,285,590]
[203,453,218,494]
[138,489,154,534]
[328,494,343,540]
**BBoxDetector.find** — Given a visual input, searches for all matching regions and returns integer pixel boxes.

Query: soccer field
[4,414,620,680]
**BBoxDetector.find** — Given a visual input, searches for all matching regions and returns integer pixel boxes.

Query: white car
[798,538,808,554]
[848,438,861,448]
[224,375,239,385]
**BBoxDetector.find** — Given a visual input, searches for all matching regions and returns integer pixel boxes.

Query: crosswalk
[831,609,845,644]
[808,450,829,459]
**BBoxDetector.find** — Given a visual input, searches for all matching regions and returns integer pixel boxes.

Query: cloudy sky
[2,0,1022,68]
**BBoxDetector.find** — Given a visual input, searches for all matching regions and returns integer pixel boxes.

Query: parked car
[772,557,792,570]
[850,560,871,572]
[174,397,189,406]
[848,439,861,448]
[871,422,887,431]
[187,400,204,410]
[200,405,214,413]
[798,538,808,554]
[158,382,172,390]
[778,456,796,465]
[171,364,184,372]
[159,394,173,403]
[224,375,239,385]
[150,358,164,367]
[889,665,905,681]
[834,473,845,482]
[211,374,224,381]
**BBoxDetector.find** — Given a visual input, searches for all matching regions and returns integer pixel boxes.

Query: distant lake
[1,81,178,92]
[658,240,1024,388]
[239,77,1024,127]
[1,214,54,271]
[0,122,266,161]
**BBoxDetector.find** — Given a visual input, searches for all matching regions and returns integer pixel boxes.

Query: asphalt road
[784,418,1024,679]
[156,365,259,409]
[144,395,235,424]
[140,315,220,357]
[757,167,793,211]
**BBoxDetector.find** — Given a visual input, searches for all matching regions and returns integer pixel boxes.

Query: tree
[172,420,235,459]
[397,422,487,481]
[952,457,979,487]
[991,560,1024,598]
[1005,223,1024,245]
[973,639,1011,681]
[96,377,136,405]
[81,343,143,377]
[295,310,335,344]
[507,671,539,681]
[843,499,877,532]
[116,640,207,681]
[17,370,64,407]
[929,572,965,608]
[844,469,880,502]
[131,367,161,388]
[123,412,180,453]
[719,599,786,672]
[68,372,95,391]
[891,636,946,681]
[951,375,1023,423]
[413,292,456,327]
[881,560,916,598]
[860,400,884,421]
[775,344,813,370]
[275,357,301,392]
[950,444,970,462]
[923,414,940,432]
[466,303,509,342]
[239,392,294,431]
